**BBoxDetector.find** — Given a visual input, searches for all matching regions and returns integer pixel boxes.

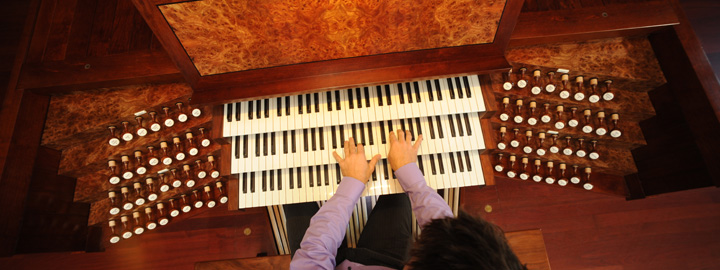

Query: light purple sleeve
[395,163,453,227]
[290,177,365,270]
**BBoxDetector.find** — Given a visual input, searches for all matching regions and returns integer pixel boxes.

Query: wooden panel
[507,37,666,85]
[510,1,679,47]
[194,229,551,270]
[17,50,183,94]
[159,0,507,75]
[87,0,117,57]
[25,0,57,63]
[42,0,77,61]
[64,0,98,59]
[646,0,720,187]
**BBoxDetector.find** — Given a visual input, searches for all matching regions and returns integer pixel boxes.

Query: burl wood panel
[159,0,507,76]
[194,229,551,270]
[506,37,667,88]
[42,83,193,149]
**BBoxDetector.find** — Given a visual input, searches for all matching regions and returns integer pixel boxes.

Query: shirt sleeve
[289,177,365,270]
[395,163,453,227]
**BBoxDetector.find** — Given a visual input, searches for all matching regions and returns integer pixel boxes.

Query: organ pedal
[267,188,462,255]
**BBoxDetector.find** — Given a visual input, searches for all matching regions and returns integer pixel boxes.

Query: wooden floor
[0,178,718,270]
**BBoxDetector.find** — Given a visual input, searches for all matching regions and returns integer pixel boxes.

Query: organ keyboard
[222,75,492,209]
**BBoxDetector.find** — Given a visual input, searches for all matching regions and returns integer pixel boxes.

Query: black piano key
[319,127,325,150]
[243,135,249,158]
[248,101,254,120]
[397,83,405,104]
[385,85,392,105]
[335,163,342,184]
[256,100,262,119]
[449,153,457,173]
[308,166,314,187]
[314,93,320,113]
[297,167,302,188]
[351,124,357,142]
[264,99,270,118]
[380,121,386,144]
[316,165,322,186]
[415,118,422,136]
[426,81,434,101]
[434,79,443,100]
[263,133,268,156]
[457,152,465,172]
[376,86,384,106]
[408,118,415,141]
[446,78,456,99]
[324,164,329,186]
[382,159,389,180]
[448,115,456,137]
[455,77,464,99]
[331,126,337,149]
[436,116,444,138]
[255,134,261,157]
[277,169,282,190]
[340,125,346,147]
[359,123,366,145]
[437,154,445,174]
[348,89,354,109]
[303,129,309,152]
[311,128,316,151]
[283,131,288,154]
[291,130,296,153]
[367,122,374,145]
[298,95,303,114]
[285,96,291,116]
[234,136,240,159]
[355,88,362,109]
[235,102,241,121]
[418,155,425,176]
[326,91,333,111]
[429,154,437,175]
[428,117,435,139]
[400,119,406,133]
[465,151,472,171]
[413,81,421,102]
[335,90,341,110]
[372,167,377,181]
[289,169,294,189]
[364,87,370,108]
[226,104,233,122]
[269,170,274,191]
[306,94,312,114]
[405,82,413,103]
[242,173,248,193]
[272,132,276,155]
[262,171,267,192]
[250,172,256,193]
[456,114,464,137]
[464,113,472,136]
[276,98,282,116]
[463,76,472,97]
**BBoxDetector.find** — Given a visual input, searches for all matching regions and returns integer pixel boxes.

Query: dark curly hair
[408,211,528,270]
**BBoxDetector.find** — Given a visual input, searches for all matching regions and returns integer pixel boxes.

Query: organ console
[120,215,132,240]
[162,106,174,127]
[176,102,188,123]
[134,151,147,175]
[108,220,121,244]
[107,126,120,147]
[121,121,134,142]
[135,116,148,137]
[148,111,162,132]
[145,207,157,230]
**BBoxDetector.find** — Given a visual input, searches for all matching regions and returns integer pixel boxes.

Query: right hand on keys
[388,130,423,171]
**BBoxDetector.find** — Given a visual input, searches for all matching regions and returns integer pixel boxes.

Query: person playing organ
[288,131,526,270]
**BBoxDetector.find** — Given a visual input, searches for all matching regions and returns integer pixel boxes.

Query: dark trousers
[284,193,413,269]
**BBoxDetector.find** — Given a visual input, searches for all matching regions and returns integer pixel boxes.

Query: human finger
[397,129,405,143]
[332,151,343,163]
[344,140,350,157]
[357,143,365,157]
[349,137,357,154]
[389,130,397,146]
[405,130,411,142]
[368,154,381,170]
[413,134,423,152]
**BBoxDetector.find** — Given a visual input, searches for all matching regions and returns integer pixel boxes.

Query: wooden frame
[131,0,524,105]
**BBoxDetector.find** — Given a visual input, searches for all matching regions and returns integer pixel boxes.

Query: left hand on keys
[332,137,381,184]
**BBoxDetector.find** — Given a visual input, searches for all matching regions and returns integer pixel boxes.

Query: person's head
[407,211,527,270]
